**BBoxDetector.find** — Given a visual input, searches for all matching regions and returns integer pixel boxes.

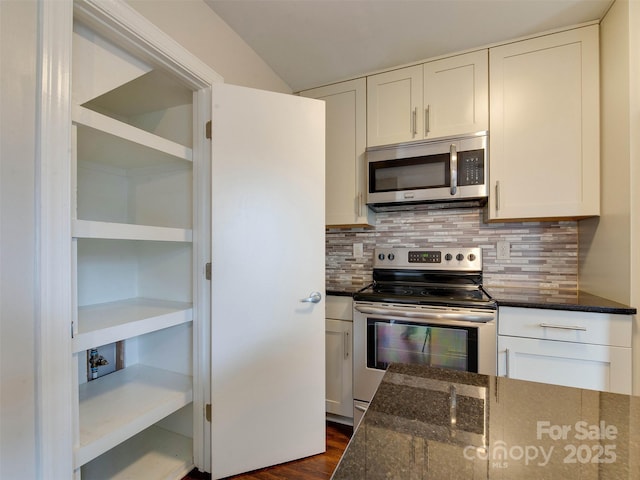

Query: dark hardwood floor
[182,422,352,480]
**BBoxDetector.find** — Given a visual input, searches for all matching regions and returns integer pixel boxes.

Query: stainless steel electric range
[352,247,497,426]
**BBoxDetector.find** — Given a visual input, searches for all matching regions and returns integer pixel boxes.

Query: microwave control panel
[458,149,484,186]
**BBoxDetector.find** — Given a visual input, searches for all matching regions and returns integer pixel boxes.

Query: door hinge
[205,262,211,280]
[205,403,212,422]
[205,120,212,140]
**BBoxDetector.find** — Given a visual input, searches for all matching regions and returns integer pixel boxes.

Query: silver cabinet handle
[357,192,364,217]
[505,348,510,378]
[300,291,322,303]
[412,107,417,136]
[425,105,430,135]
[450,144,457,196]
[539,323,587,331]
[344,331,350,359]
[495,181,500,212]
[354,404,368,412]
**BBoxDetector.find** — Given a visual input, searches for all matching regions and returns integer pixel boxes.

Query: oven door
[353,302,496,403]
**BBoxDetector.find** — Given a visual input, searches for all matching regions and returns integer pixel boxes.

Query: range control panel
[374,247,482,271]
[408,250,441,263]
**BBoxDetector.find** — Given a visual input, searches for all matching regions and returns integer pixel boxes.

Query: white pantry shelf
[73,104,193,167]
[80,425,193,480]
[75,364,193,468]
[73,297,193,353]
[72,219,193,243]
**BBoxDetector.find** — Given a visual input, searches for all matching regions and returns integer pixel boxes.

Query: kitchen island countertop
[332,363,640,479]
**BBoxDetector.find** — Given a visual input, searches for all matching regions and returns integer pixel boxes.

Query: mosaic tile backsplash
[326,207,578,292]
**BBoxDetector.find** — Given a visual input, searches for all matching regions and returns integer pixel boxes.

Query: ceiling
[204,0,612,92]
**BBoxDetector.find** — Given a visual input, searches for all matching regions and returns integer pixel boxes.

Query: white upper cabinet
[367,65,423,147]
[423,50,488,139]
[367,50,488,147]
[301,78,374,227]
[488,25,600,221]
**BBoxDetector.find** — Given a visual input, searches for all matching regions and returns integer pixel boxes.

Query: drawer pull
[539,323,587,331]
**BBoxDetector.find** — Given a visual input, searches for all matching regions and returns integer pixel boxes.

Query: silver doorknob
[300,291,322,303]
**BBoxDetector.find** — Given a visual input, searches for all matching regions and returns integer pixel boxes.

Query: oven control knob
[468,253,476,262]
[388,253,395,261]
[456,253,464,261]
[378,253,385,261]
[445,253,453,261]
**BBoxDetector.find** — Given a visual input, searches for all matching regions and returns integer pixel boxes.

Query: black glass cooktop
[353,269,496,309]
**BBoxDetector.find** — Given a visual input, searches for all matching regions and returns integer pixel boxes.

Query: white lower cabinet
[497,307,632,394]
[326,296,354,421]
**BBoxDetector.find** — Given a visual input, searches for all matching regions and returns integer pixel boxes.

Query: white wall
[578,0,640,394]
[629,0,640,397]
[126,0,292,93]
[0,1,38,478]
[579,0,631,303]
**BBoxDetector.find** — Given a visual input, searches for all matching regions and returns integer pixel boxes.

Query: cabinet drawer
[498,335,632,394]
[498,306,631,347]
[326,295,353,321]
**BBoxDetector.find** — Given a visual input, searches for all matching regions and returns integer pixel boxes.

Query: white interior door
[210,84,326,479]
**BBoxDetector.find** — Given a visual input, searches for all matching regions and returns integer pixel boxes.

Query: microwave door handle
[450,144,458,195]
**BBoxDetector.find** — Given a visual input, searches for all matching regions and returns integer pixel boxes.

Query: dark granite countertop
[486,286,637,315]
[333,363,640,479]
[326,290,358,297]
[328,285,636,314]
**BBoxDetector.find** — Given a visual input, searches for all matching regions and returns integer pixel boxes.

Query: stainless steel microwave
[366,132,488,207]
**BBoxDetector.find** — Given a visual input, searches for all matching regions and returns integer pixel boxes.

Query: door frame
[37,1,221,476]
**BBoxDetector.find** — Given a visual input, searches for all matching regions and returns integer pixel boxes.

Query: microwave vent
[368,198,487,213]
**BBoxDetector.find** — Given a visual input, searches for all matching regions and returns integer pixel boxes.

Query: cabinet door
[367,65,423,146]
[326,319,354,418]
[488,25,600,220]
[498,336,632,394]
[300,79,374,227]
[423,50,488,139]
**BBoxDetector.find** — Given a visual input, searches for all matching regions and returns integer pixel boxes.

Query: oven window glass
[367,318,478,372]
[369,154,449,192]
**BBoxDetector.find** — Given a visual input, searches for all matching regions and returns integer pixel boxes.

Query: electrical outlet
[353,242,364,258]
[497,241,511,260]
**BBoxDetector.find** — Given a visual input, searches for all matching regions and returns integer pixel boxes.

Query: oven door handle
[354,305,494,323]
